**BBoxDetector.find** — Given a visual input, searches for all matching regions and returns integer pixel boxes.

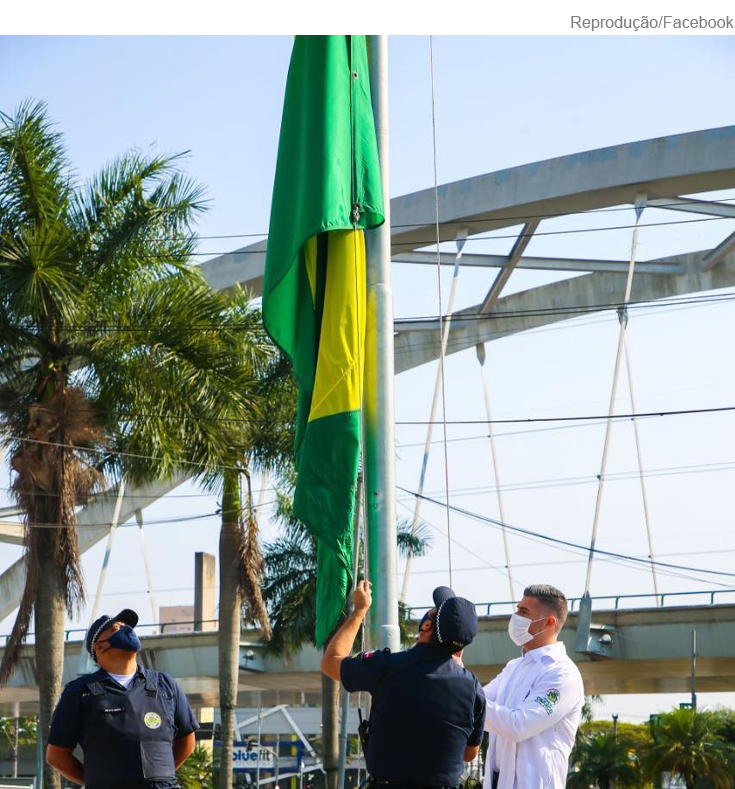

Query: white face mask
[508,613,548,646]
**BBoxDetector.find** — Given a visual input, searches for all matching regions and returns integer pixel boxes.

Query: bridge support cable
[581,194,648,629]
[254,469,269,519]
[620,326,660,602]
[469,219,540,601]
[476,343,515,601]
[399,229,467,602]
[135,508,159,630]
[77,477,127,674]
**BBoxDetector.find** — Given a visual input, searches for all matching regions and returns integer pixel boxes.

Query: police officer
[46,608,199,788]
[321,581,486,789]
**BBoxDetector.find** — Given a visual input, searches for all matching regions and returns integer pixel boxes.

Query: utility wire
[10,290,735,335]
[403,487,735,581]
[0,500,279,531]
[13,214,735,263]
[396,404,735,426]
[84,194,735,242]
[6,403,735,436]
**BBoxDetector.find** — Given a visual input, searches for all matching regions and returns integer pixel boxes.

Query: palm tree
[261,479,431,789]
[641,708,734,789]
[215,354,297,789]
[567,731,642,789]
[0,100,273,788]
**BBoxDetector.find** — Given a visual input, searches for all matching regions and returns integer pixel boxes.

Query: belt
[369,778,460,789]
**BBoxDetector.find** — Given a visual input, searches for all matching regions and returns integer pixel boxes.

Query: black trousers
[491,772,500,789]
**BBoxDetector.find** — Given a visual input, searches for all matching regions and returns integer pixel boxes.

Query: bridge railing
[406,588,735,619]
[0,618,227,647]
[4,590,735,647]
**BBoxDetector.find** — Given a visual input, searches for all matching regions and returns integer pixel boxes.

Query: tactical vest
[79,669,177,786]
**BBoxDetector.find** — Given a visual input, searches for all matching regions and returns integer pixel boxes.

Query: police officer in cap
[321,581,486,789]
[46,609,199,788]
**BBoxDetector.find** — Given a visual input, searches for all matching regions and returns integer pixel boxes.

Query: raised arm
[320,580,372,681]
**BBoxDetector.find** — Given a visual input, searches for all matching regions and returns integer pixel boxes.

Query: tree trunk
[218,470,242,789]
[35,536,66,789]
[322,671,340,789]
[12,713,19,778]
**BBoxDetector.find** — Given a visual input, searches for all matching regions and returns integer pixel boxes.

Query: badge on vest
[144,712,162,729]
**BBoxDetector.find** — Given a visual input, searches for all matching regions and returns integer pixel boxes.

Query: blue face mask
[98,625,141,653]
[418,612,430,634]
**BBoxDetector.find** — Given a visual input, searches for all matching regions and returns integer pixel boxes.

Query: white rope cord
[476,343,516,601]
[429,35,454,589]
[583,193,647,595]
[400,229,467,602]
[621,325,661,602]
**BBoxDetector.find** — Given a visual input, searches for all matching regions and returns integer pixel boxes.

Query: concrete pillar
[194,552,216,631]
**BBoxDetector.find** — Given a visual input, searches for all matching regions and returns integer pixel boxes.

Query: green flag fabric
[262,36,384,647]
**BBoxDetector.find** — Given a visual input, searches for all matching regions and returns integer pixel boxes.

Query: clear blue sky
[2,35,735,721]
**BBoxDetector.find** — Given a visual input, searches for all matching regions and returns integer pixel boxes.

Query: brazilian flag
[262,36,384,647]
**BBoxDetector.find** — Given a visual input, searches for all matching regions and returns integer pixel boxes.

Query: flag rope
[429,35,454,589]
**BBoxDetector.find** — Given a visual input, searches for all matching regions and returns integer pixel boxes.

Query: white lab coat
[483,641,584,789]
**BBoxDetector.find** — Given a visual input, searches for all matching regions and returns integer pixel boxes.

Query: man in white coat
[483,584,584,789]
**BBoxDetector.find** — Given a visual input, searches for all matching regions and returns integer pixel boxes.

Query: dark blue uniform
[48,665,199,789]
[341,642,486,787]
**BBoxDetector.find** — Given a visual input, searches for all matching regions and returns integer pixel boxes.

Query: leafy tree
[0,715,38,777]
[0,100,272,787]
[567,730,643,789]
[640,708,734,789]
[176,744,215,789]
[261,476,432,789]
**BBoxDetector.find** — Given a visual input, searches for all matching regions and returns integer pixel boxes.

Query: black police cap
[86,608,139,656]
[435,596,478,651]
[433,586,455,607]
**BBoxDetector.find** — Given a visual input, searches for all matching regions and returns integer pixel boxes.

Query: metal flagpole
[337,471,363,788]
[365,34,399,652]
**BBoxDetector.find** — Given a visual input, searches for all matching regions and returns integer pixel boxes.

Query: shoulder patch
[546,688,561,705]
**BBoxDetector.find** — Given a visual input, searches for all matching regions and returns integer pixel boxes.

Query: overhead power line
[99,194,735,242]
[396,404,735,426]
[403,487,735,581]
[9,290,735,335]
[13,213,735,263]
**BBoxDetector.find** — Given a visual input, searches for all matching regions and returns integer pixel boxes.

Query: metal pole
[400,231,466,603]
[365,34,399,652]
[692,629,697,711]
[257,693,262,787]
[338,472,363,788]
[476,343,515,601]
[612,713,619,789]
[35,713,44,789]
